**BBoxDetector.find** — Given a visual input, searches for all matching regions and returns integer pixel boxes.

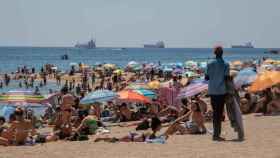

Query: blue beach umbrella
[234,68,257,89]
[134,89,156,99]
[80,90,117,104]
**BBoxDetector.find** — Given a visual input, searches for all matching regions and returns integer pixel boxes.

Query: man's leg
[216,95,225,137]
[211,95,225,140]
[211,95,219,138]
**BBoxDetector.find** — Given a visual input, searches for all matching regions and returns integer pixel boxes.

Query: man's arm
[205,63,210,81]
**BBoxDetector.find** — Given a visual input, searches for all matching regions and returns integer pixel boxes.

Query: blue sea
[0,47,279,73]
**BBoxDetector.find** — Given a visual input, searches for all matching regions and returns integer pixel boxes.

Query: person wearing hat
[205,46,230,141]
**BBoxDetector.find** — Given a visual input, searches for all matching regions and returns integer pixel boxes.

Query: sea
[0,47,279,73]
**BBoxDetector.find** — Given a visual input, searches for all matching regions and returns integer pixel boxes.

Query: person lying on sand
[95,117,167,143]
[165,102,207,135]
[0,108,36,146]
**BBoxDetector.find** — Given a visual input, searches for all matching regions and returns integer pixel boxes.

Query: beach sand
[0,114,279,158]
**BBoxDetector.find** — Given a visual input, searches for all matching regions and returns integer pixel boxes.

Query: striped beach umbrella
[80,90,117,104]
[0,90,45,104]
[177,80,208,98]
[133,89,156,99]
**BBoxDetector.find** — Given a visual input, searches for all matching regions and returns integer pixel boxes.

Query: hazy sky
[0,0,279,47]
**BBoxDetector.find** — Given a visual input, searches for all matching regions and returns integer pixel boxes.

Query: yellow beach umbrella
[113,69,124,75]
[103,64,116,69]
[232,60,243,66]
[147,80,161,89]
[249,71,280,92]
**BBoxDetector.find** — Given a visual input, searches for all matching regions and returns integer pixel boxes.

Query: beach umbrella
[70,62,78,66]
[234,68,257,89]
[147,80,161,89]
[0,90,45,104]
[263,59,277,65]
[133,89,156,99]
[185,61,198,68]
[232,60,243,66]
[163,66,173,72]
[126,83,148,90]
[80,90,117,104]
[113,69,124,75]
[117,90,151,103]
[173,68,184,74]
[249,71,280,92]
[184,71,198,77]
[177,80,208,98]
[103,64,116,69]
[128,61,138,66]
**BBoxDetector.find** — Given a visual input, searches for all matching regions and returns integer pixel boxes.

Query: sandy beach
[0,114,279,158]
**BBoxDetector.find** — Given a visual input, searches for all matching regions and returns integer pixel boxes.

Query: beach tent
[117,90,151,103]
[249,71,280,92]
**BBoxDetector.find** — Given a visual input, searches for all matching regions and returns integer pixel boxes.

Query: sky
[0,0,279,48]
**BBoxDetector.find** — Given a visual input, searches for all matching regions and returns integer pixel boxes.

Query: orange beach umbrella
[117,90,151,103]
[249,71,280,92]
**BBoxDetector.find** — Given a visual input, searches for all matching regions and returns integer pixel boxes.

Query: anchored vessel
[231,42,254,48]
[75,39,96,49]
[144,41,165,48]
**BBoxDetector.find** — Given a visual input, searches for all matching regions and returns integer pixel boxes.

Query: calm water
[0,47,279,73]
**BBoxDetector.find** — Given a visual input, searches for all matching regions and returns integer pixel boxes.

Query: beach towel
[225,80,244,139]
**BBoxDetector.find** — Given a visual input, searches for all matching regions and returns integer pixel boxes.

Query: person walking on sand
[205,46,230,141]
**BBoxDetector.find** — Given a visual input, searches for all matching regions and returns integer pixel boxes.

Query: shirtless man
[0,108,36,146]
[60,88,75,126]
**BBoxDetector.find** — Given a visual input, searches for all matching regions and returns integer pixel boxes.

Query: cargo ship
[144,41,165,48]
[231,42,254,48]
[75,38,96,49]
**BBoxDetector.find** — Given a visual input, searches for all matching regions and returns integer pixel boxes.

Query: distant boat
[144,41,165,48]
[264,49,280,54]
[231,42,254,48]
[75,38,96,49]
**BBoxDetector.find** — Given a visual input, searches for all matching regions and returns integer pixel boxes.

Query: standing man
[205,46,230,141]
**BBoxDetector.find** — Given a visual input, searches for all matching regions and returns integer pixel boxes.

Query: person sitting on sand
[192,94,208,114]
[255,88,273,114]
[0,116,8,134]
[117,103,139,122]
[75,109,99,135]
[0,108,36,146]
[95,117,167,143]
[165,102,207,135]
[240,93,259,114]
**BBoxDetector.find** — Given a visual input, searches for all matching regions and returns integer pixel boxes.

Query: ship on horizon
[231,42,254,48]
[75,38,96,49]
[144,41,165,48]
